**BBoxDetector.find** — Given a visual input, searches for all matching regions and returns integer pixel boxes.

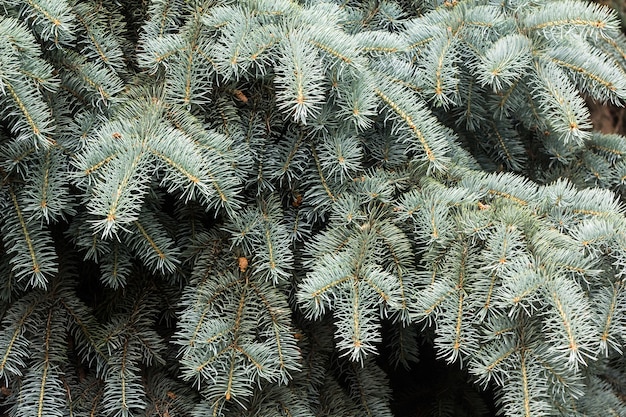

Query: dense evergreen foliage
[0,0,626,416]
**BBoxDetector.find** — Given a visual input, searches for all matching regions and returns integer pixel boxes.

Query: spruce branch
[275,33,326,124]
[176,267,300,410]
[1,187,58,288]
[14,306,67,417]
[0,292,39,382]
[12,0,75,45]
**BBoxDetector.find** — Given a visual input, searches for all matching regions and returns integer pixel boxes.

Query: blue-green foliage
[0,0,625,416]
